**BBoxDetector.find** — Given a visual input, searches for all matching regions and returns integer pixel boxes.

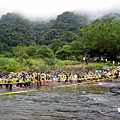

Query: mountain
[101,13,120,22]
[0,13,36,51]
[0,11,120,51]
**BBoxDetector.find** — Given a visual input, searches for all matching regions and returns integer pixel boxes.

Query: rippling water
[0,83,120,120]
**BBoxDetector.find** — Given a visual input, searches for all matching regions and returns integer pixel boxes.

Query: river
[0,83,120,120]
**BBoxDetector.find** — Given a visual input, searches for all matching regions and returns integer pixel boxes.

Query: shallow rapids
[0,83,120,120]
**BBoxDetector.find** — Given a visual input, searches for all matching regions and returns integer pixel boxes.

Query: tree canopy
[80,18,120,61]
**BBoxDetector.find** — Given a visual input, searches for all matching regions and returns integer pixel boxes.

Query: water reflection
[0,84,120,120]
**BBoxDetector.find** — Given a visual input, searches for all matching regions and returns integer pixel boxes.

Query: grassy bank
[0,57,112,72]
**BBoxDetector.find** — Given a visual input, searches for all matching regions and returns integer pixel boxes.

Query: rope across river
[0,69,117,92]
[0,75,115,91]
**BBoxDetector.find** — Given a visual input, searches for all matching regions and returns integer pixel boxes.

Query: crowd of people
[0,68,118,87]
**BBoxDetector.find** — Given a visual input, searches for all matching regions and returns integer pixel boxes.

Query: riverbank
[0,57,111,72]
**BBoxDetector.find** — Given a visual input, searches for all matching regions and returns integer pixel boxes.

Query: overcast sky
[0,0,120,20]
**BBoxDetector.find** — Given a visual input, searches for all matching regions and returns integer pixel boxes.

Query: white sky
[0,0,120,20]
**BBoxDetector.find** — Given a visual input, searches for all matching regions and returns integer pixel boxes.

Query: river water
[0,83,120,120]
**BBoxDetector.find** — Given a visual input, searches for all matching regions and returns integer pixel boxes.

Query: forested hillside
[0,11,120,62]
[0,12,88,51]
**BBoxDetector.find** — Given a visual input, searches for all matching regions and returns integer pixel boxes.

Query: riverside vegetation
[0,57,116,73]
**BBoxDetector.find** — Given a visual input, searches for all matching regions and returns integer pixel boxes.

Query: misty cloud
[0,0,120,21]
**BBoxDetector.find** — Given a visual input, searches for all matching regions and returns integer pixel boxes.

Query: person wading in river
[37,73,41,86]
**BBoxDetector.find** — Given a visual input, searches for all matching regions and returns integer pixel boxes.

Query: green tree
[49,38,62,55]
[0,42,3,53]
[70,40,84,61]
[26,45,40,58]
[21,53,29,59]
[12,46,27,58]
[56,44,71,60]
[80,18,120,61]
[35,45,54,59]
